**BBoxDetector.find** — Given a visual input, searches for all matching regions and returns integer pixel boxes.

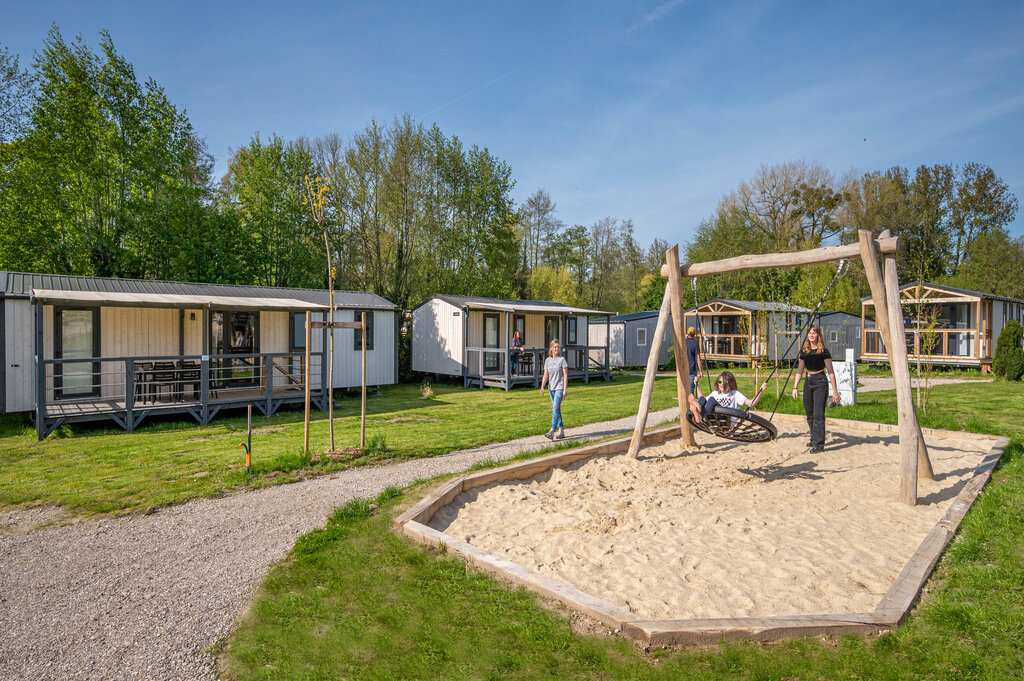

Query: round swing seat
[686,407,778,443]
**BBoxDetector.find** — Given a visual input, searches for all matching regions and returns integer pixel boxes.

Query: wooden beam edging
[873,435,1009,625]
[394,423,1007,647]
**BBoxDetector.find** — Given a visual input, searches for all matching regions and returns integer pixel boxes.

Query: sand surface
[430,422,997,620]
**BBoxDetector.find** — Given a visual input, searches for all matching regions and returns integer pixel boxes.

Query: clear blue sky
[4,0,1023,245]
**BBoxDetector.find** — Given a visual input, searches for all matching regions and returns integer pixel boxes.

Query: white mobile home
[411,295,613,389]
[861,282,1024,371]
[588,310,673,368]
[0,271,399,439]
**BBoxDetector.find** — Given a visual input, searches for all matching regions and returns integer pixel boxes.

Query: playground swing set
[628,229,935,506]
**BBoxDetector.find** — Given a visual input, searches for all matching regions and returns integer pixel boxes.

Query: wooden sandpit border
[395,414,1009,647]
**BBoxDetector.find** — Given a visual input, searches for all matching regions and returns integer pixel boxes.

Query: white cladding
[588,322,624,367]
[5,299,34,412]
[411,298,464,375]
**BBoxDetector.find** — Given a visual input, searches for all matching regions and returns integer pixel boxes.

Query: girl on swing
[791,324,841,452]
[687,371,768,423]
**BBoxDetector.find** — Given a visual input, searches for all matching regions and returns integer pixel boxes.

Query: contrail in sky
[421,44,569,119]
[628,0,689,34]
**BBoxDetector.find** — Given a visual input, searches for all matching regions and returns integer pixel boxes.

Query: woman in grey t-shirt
[540,339,569,439]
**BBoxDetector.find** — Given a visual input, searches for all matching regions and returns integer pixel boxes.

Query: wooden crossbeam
[661,237,899,279]
[311,321,363,330]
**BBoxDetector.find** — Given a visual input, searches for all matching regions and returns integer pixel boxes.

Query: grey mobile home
[683,299,812,365]
[411,295,613,389]
[813,311,864,361]
[0,272,399,439]
[588,310,673,368]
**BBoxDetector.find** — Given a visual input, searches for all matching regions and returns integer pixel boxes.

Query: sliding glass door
[55,307,100,398]
[210,311,260,388]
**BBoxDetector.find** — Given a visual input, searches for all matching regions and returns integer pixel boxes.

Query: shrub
[364,433,388,454]
[992,319,1024,381]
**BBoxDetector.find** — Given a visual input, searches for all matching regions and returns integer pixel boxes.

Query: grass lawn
[0,376,681,516]
[222,380,1024,680]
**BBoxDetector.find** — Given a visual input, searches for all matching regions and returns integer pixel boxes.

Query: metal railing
[465,345,610,386]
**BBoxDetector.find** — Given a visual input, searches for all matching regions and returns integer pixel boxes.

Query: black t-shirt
[685,337,700,373]
[799,347,832,372]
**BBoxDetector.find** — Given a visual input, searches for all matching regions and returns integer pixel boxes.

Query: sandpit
[428,421,999,621]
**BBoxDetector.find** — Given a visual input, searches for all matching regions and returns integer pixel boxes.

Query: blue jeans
[689,372,698,395]
[549,389,564,431]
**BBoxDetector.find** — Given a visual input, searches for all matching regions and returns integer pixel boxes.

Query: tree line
[1,29,1020,317]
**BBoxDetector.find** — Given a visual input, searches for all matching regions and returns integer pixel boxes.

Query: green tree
[947,230,1024,300]
[992,319,1024,381]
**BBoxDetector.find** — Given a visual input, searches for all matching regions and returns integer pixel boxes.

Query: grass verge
[0,376,679,515]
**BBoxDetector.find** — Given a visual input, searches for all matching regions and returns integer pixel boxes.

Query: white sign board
[829,348,857,405]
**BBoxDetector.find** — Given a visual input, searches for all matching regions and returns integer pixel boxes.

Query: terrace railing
[863,328,981,362]
[38,351,326,439]
[465,345,610,389]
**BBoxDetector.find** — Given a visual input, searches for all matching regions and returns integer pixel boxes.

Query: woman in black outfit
[791,325,840,452]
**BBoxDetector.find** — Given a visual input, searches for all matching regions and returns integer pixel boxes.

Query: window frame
[289,311,307,352]
[566,317,578,345]
[353,309,374,351]
[636,327,648,347]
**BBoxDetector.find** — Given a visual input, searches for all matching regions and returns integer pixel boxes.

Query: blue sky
[4,0,1023,245]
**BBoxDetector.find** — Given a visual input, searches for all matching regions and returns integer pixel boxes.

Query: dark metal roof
[427,294,609,315]
[858,281,1024,305]
[816,310,861,318]
[434,294,575,309]
[595,310,661,323]
[0,271,398,309]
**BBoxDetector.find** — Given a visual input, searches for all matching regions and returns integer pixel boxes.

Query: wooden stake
[628,285,672,458]
[858,230,933,481]
[666,246,697,448]
[360,311,367,449]
[303,310,311,456]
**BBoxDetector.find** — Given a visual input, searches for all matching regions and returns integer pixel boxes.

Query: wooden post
[858,230,933,482]
[628,286,672,458]
[328,304,335,452]
[360,311,367,449]
[882,252,921,506]
[125,358,135,432]
[200,306,210,424]
[666,246,696,448]
[303,310,311,456]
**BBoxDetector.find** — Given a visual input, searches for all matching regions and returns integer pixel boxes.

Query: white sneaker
[557,428,565,439]
[544,429,555,440]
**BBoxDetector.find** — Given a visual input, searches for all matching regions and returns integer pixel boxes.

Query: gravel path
[0,408,677,681]
[857,376,992,392]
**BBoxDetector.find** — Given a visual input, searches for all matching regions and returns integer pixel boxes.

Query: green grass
[221,379,1024,680]
[0,376,680,515]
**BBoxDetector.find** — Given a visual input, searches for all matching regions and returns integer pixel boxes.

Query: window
[514,315,526,345]
[54,306,100,398]
[211,310,260,388]
[290,312,307,351]
[829,330,839,343]
[567,318,578,345]
[544,316,559,347]
[354,310,374,351]
[636,327,648,346]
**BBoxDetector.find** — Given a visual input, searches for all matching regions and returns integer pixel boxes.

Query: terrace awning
[31,289,329,311]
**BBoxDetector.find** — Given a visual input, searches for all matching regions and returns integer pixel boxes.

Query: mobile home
[588,310,673,368]
[411,295,613,389]
[860,282,1024,371]
[0,271,399,439]
[683,299,812,365]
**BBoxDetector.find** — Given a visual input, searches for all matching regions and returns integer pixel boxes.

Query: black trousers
[802,372,829,449]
